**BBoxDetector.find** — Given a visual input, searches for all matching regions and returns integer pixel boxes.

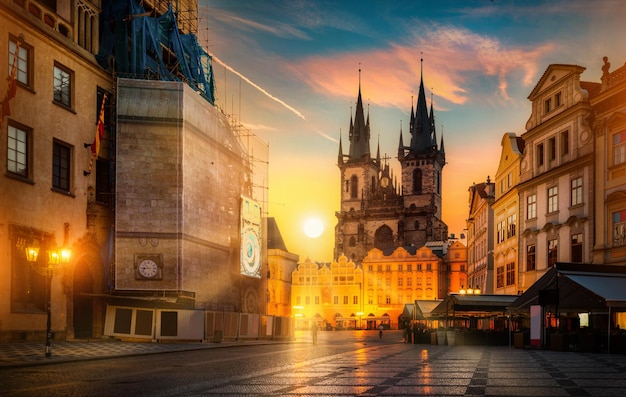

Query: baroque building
[466,177,496,294]
[334,64,448,264]
[517,64,596,291]
[592,56,626,264]
[492,133,525,295]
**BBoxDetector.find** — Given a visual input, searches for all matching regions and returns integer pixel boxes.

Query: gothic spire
[409,56,432,154]
[347,68,371,160]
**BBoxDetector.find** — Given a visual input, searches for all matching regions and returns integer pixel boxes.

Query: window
[497,220,506,243]
[613,131,626,166]
[296,296,301,305]
[527,244,536,271]
[385,278,391,287]
[544,98,552,113]
[548,186,558,213]
[571,233,583,262]
[537,143,544,167]
[571,177,583,207]
[333,296,338,305]
[350,175,358,198]
[398,264,403,272]
[407,264,412,271]
[7,123,30,178]
[386,295,391,305]
[407,278,412,286]
[315,296,320,305]
[53,63,72,107]
[413,168,422,194]
[496,266,504,288]
[506,263,515,286]
[53,140,72,192]
[386,264,391,272]
[11,233,47,313]
[398,278,403,287]
[426,263,432,271]
[555,92,562,107]
[305,296,310,305]
[367,265,373,271]
[527,194,537,219]
[9,37,32,88]
[343,296,348,305]
[507,214,516,238]
[353,296,358,305]
[561,130,569,156]
[613,210,626,247]
[549,137,556,161]
[548,239,558,267]
[377,265,382,272]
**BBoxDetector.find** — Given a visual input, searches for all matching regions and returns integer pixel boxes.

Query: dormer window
[544,98,552,114]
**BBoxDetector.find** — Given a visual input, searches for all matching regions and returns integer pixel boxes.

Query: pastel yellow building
[292,243,466,330]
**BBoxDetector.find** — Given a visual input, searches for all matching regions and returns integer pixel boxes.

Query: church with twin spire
[334,62,449,264]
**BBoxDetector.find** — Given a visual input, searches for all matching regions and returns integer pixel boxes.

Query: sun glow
[303,218,324,239]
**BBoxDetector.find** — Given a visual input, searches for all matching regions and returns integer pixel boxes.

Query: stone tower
[335,62,448,264]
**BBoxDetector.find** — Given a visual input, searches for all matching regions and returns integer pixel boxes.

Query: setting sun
[303,218,324,239]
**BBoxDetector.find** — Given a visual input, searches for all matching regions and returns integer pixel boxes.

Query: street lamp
[25,242,71,357]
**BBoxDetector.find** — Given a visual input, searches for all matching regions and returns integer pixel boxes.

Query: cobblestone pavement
[191,342,626,397]
[2,334,626,396]
[0,338,270,368]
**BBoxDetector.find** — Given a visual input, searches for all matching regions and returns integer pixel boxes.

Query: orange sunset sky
[198,0,626,262]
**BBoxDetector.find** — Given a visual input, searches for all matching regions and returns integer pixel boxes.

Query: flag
[84,93,107,175]
[0,39,21,125]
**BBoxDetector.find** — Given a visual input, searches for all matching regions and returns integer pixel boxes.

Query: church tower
[335,71,405,262]
[398,59,448,245]
[335,61,448,264]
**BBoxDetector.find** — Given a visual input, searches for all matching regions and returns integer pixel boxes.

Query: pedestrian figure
[379,324,384,340]
[311,322,318,345]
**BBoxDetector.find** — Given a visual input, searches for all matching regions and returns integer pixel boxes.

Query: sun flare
[303,218,324,239]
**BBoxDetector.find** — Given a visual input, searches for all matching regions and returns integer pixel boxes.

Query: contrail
[210,52,306,121]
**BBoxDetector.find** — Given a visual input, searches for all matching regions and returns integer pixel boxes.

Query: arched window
[374,225,394,251]
[350,175,358,199]
[413,168,422,194]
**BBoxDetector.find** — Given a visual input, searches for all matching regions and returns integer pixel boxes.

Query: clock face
[241,228,261,276]
[138,259,159,278]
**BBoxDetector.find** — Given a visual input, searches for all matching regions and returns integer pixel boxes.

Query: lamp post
[25,242,71,358]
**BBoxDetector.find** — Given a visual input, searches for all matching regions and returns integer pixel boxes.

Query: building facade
[1,0,115,341]
[291,241,465,330]
[492,133,525,294]
[591,56,626,265]
[466,177,495,294]
[517,64,595,290]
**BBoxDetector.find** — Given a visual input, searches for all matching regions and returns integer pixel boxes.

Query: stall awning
[414,300,442,319]
[513,262,626,310]
[432,294,519,315]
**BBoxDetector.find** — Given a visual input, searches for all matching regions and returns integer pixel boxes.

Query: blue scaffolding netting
[96,0,215,105]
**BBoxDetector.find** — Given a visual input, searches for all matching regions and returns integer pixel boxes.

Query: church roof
[267,217,288,251]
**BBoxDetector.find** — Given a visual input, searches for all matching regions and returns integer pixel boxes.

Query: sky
[197,0,626,262]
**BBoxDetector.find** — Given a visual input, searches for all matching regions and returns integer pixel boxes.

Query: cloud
[290,23,554,110]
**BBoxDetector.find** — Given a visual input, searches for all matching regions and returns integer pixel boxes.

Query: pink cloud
[289,24,554,110]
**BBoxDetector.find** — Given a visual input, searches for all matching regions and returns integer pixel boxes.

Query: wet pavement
[2,332,626,396]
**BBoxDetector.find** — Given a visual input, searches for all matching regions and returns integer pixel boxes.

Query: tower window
[413,168,422,194]
[350,175,358,198]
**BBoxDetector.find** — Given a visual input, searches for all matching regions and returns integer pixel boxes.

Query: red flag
[0,39,20,124]
[84,93,107,175]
